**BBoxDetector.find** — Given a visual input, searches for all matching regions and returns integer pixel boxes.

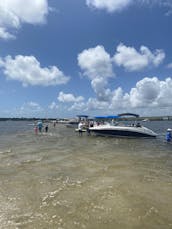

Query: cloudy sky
[0,0,172,118]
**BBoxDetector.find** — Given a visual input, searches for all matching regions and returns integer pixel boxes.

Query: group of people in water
[33,119,172,142]
[78,121,88,136]
[34,120,49,135]
[77,120,94,136]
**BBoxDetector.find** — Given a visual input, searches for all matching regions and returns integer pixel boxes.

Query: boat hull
[89,126,157,138]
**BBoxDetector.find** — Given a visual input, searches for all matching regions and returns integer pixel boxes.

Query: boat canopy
[94,115,119,119]
[94,116,107,119]
[76,115,89,118]
[118,113,139,118]
[106,115,119,119]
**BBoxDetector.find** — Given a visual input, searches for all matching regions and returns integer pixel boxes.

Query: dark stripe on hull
[90,129,156,138]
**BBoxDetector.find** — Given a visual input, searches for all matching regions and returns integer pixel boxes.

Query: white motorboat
[65,115,89,128]
[89,113,157,138]
[65,119,79,128]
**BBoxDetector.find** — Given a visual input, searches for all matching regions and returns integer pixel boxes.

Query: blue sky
[0,0,172,118]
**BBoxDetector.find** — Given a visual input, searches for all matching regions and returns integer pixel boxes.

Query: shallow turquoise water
[0,121,172,228]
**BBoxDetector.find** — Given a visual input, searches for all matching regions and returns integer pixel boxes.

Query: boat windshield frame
[118,113,139,118]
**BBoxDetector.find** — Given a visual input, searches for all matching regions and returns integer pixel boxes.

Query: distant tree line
[0,118,56,121]
[0,116,171,122]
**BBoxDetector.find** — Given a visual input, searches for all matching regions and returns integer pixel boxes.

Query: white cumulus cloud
[49,102,59,110]
[78,44,165,101]
[128,77,161,107]
[78,45,114,101]
[111,77,172,109]
[91,77,112,101]
[69,102,86,111]
[0,27,16,40]
[23,101,41,110]
[78,45,114,80]
[86,0,172,14]
[68,77,172,116]
[0,0,49,40]
[0,55,70,86]
[58,91,84,103]
[113,44,165,71]
[86,0,132,13]
[18,101,43,117]
[166,62,172,69]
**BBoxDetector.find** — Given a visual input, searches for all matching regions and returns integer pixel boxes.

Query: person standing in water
[78,121,83,136]
[166,128,172,142]
[45,124,49,133]
[37,120,43,133]
[34,125,38,135]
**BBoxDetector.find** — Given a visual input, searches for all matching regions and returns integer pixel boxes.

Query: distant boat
[89,113,157,138]
[28,123,35,126]
[163,117,169,120]
[65,115,89,128]
[56,119,70,124]
[142,118,149,122]
[65,119,79,128]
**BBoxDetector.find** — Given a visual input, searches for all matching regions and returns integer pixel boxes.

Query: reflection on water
[0,121,172,228]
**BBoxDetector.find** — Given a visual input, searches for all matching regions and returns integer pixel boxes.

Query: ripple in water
[0,121,172,228]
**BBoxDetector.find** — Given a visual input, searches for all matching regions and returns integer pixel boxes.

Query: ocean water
[0,120,172,229]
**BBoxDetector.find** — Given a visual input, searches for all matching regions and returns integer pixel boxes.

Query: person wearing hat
[166,128,172,142]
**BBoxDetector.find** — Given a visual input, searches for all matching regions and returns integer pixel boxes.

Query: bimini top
[118,113,139,118]
[94,115,119,119]
[76,115,89,118]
